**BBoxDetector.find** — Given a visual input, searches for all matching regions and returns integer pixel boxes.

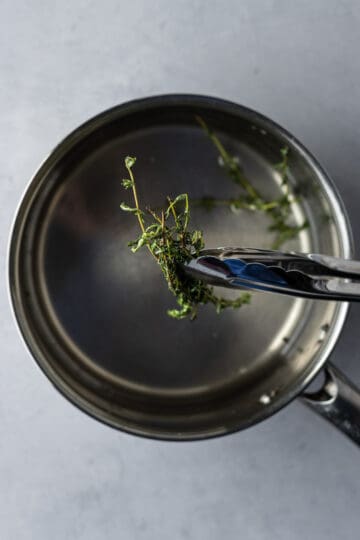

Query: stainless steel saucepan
[8,95,360,444]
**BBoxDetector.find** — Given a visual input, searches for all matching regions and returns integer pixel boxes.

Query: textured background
[1,1,360,539]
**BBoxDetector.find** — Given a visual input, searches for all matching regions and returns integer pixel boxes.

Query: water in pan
[40,125,310,395]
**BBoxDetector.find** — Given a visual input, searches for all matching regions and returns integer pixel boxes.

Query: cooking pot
[8,95,360,445]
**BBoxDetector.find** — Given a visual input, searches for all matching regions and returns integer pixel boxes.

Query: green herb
[120,119,307,321]
[194,116,308,248]
[120,156,251,320]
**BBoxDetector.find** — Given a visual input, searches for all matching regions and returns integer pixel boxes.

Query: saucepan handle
[302,362,360,446]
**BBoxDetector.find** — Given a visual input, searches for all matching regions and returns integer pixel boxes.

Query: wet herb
[194,116,308,249]
[121,156,251,320]
[120,119,307,321]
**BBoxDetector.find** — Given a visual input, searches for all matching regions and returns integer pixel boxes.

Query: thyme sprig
[120,120,307,321]
[194,116,308,248]
[121,156,250,320]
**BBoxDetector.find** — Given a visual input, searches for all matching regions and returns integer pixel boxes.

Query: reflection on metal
[303,363,360,445]
[184,248,360,302]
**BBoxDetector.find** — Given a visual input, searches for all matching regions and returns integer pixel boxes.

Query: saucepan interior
[9,95,352,440]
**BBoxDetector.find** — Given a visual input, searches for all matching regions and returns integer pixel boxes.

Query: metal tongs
[183,248,360,302]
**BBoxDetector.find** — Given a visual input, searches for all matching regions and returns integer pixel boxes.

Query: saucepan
[8,95,360,444]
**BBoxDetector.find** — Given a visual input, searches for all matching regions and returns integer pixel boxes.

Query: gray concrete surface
[1,1,360,539]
